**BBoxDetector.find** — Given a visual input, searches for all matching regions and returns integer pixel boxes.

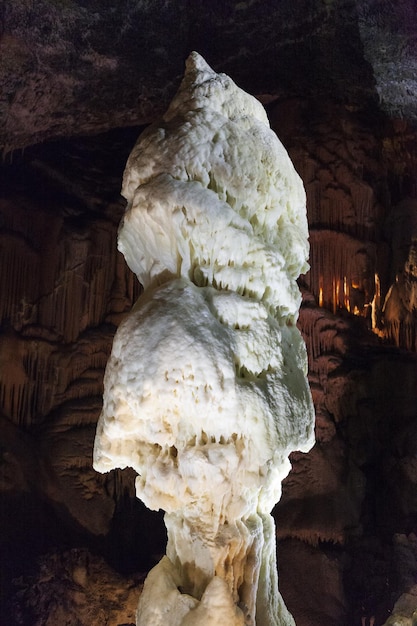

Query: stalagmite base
[93,52,315,625]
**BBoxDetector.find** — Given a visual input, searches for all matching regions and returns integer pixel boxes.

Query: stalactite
[299,306,349,394]
[306,230,377,316]
[383,313,417,352]
[306,173,380,241]
[379,199,417,352]
[35,220,119,343]
[0,236,40,328]
[299,137,381,241]
[0,132,183,617]
[0,195,132,345]
[287,117,387,348]
[0,331,113,426]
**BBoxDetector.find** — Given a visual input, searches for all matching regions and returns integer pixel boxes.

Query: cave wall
[1,101,416,626]
[275,99,417,626]
[1,2,417,626]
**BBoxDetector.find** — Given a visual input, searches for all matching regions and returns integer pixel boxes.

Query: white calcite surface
[93,52,315,626]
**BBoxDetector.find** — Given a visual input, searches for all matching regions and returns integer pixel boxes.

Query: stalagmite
[382,199,417,351]
[93,52,315,626]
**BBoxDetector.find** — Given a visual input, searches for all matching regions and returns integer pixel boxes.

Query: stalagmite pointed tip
[185,51,215,75]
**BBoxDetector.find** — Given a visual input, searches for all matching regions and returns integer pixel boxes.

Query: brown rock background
[1,2,417,625]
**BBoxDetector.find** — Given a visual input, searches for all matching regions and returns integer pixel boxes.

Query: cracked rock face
[93,53,314,625]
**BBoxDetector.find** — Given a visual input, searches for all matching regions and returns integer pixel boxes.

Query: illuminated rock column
[93,52,315,626]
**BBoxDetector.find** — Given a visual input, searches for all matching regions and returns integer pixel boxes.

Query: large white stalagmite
[93,52,315,626]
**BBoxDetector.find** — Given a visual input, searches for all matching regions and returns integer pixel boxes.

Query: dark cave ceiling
[1,0,417,153]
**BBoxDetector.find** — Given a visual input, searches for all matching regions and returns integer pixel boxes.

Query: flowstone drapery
[93,52,315,626]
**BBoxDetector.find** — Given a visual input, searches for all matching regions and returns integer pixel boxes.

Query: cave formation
[1,2,417,626]
[93,52,315,626]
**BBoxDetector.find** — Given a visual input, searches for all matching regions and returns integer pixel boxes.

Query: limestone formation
[93,53,315,625]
